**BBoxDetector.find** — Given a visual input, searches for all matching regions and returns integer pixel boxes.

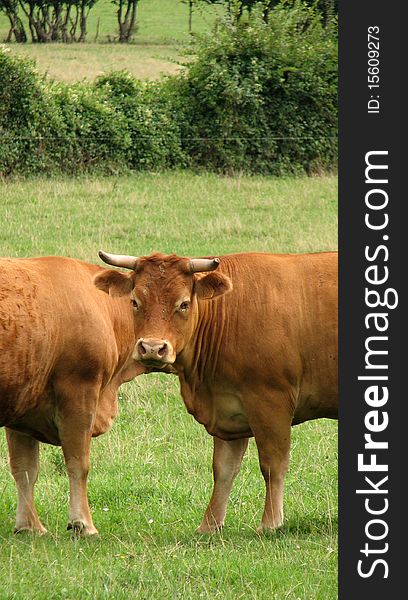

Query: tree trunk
[61,3,72,42]
[188,0,193,33]
[14,15,27,42]
[127,0,137,40]
[51,4,61,41]
[69,5,80,42]
[18,1,37,42]
[94,16,100,42]
[117,1,124,42]
[117,0,138,43]
[4,10,27,43]
[263,1,273,24]
[5,26,13,43]
[78,0,87,42]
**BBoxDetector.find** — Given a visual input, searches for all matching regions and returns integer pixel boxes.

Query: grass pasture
[0,0,223,81]
[6,43,185,82]
[0,172,338,598]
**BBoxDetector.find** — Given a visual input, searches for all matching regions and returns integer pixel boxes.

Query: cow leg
[197,436,249,534]
[250,395,293,533]
[55,396,98,537]
[6,428,47,534]
[256,441,289,533]
[59,426,98,536]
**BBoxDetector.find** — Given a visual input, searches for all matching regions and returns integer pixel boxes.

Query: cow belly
[179,380,252,439]
[206,393,252,439]
[293,384,338,424]
[7,394,61,445]
[5,384,120,444]
[0,368,52,428]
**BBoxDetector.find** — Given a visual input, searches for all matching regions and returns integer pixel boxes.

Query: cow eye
[131,298,139,310]
[179,301,190,312]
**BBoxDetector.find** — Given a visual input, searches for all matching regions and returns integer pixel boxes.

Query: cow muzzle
[134,338,175,366]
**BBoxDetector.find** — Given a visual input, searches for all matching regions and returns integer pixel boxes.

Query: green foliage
[195,0,337,26]
[95,71,187,169]
[50,81,131,171]
[0,46,61,175]
[0,3,337,177]
[0,46,130,175]
[0,48,184,175]
[175,2,337,174]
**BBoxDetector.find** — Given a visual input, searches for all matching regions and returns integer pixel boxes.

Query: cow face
[94,253,232,369]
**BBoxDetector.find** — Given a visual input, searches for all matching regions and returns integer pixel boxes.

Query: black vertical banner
[339,1,406,598]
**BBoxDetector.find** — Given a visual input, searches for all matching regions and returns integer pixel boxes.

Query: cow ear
[94,270,134,297]
[194,272,233,300]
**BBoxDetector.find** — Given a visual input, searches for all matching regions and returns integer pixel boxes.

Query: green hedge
[175,3,337,174]
[0,49,129,175]
[94,72,187,170]
[0,5,337,177]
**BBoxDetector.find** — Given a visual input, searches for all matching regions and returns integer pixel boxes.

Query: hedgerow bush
[0,48,181,176]
[95,71,187,170]
[0,47,62,175]
[174,2,337,174]
[0,4,337,177]
[0,47,130,175]
[50,82,131,171]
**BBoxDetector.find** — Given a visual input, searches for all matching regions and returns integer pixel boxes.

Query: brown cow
[96,250,338,533]
[0,256,146,536]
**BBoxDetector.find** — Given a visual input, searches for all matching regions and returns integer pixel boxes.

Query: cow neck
[107,295,136,373]
[178,294,227,389]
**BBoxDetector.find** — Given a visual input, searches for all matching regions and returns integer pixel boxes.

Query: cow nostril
[138,341,147,356]
[158,343,167,357]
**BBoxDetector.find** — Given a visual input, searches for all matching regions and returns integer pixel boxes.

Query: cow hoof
[256,522,283,535]
[14,524,47,536]
[67,521,98,538]
[67,520,84,537]
[196,522,223,534]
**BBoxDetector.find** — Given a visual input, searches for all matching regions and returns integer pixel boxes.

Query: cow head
[94,251,232,369]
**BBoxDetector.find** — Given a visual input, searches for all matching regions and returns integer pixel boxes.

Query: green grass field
[5,43,185,81]
[0,172,338,599]
[1,0,223,81]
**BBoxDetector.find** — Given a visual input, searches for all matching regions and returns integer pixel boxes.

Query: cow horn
[98,250,139,270]
[189,258,220,273]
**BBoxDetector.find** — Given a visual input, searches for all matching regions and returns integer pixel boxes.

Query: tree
[248,1,338,26]
[228,2,282,24]
[77,0,99,42]
[14,0,99,43]
[184,0,193,32]
[181,0,223,34]
[0,0,27,42]
[112,0,139,42]
[197,1,337,27]
[189,1,275,25]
